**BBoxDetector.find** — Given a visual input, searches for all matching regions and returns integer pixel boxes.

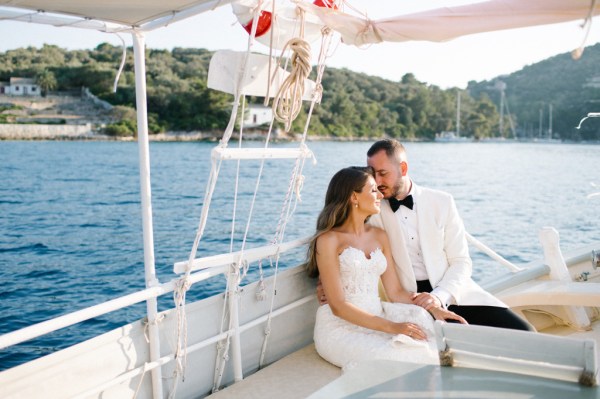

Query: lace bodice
[338,246,386,313]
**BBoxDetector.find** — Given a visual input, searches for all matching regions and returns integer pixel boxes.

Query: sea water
[0,140,598,370]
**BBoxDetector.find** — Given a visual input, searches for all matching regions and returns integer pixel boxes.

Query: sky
[0,0,599,89]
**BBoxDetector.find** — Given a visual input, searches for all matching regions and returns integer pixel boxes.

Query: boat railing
[0,236,311,353]
[5,226,590,354]
[0,234,317,399]
[466,232,523,272]
[173,236,310,274]
[0,231,556,352]
[71,290,315,399]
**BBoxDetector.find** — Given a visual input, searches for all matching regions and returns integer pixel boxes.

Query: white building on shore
[0,77,41,96]
[244,104,272,128]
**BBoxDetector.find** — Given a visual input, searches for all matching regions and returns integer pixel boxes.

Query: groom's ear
[400,161,408,176]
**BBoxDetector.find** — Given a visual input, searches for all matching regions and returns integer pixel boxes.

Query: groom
[366,138,532,331]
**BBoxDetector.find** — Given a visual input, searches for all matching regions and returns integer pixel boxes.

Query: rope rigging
[168,1,335,395]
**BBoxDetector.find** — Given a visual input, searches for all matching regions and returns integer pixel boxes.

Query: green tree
[36,69,57,96]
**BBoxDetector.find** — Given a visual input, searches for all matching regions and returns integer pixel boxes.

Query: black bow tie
[389,195,413,212]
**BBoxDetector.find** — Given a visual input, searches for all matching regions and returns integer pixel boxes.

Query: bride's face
[356,176,383,215]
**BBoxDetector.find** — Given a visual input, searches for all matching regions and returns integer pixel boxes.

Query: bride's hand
[429,307,468,324]
[390,322,427,340]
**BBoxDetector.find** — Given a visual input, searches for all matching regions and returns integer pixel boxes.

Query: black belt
[416,280,433,293]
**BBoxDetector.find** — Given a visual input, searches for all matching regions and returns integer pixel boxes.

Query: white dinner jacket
[368,183,505,307]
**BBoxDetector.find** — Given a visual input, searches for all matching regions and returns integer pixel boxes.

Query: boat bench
[207,344,341,399]
[500,281,600,308]
[434,321,598,386]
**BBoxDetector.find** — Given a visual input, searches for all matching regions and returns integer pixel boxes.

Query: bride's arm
[317,234,422,337]
[377,229,414,304]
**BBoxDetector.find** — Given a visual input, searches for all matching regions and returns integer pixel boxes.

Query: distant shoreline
[0,128,390,143]
[2,126,598,144]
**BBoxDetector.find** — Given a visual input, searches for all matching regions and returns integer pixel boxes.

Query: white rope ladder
[168,1,335,396]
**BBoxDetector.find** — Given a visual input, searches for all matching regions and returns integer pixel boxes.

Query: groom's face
[367,150,404,199]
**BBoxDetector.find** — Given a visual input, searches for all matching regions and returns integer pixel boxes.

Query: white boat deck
[207,344,341,399]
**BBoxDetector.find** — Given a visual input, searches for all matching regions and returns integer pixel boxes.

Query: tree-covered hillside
[1,43,598,140]
[468,42,600,141]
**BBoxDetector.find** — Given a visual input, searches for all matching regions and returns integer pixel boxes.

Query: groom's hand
[412,292,441,310]
[429,307,468,324]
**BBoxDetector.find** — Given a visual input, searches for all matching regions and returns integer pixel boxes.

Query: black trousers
[416,280,534,331]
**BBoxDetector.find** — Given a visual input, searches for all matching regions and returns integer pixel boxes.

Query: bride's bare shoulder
[316,230,339,248]
[366,225,390,249]
[366,225,388,239]
[317,230,350,256]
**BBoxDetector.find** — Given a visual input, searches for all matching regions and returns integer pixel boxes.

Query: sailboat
[0,1,599,398]
[435,89,470,142]
[531,103,562,143]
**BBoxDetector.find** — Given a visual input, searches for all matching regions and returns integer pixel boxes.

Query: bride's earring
[355,202,358,208]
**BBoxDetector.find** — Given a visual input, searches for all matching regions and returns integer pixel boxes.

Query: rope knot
[294,174,305,201]
[255,279,267,301]
[272,37,312,132]
[176,276,192,295]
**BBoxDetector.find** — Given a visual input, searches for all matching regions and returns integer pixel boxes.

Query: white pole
[456,89,461,137]
[132,31,164,399]
[228,265,244,382]
[539,106,543,138]
[548,104,553,139]
[499,89,504,137]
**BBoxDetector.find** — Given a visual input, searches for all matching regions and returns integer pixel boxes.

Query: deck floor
[207,344,341,399]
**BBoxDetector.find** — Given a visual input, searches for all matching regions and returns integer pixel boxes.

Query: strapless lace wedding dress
[314,247,438,370]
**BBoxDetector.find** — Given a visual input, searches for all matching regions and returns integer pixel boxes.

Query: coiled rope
[271,9,312,132]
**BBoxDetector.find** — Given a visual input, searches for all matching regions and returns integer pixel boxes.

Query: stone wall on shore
[0,123,93,139]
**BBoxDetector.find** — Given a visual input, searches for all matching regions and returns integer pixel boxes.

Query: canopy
[300,0,600,46]
[1,0,598,41]
[0,0,233,32]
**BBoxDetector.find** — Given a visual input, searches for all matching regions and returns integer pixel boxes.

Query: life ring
[312,0,337,9]
[232,0,337,49]
[240,9,272,38]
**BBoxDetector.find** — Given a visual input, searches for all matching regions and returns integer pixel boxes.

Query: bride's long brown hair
[305,166,375,278]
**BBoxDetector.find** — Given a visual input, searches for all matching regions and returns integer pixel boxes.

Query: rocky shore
[0,94,382,142]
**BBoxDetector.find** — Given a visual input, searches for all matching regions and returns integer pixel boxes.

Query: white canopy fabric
[0,0,233,32]
[1,0,598,41]
[299,0,600,46]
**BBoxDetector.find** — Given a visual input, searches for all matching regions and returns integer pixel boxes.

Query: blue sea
[0,140,598,371]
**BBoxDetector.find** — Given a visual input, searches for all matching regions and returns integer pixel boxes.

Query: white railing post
[132,30,164,399]
[227,263,244,382]
[539,227,590,329]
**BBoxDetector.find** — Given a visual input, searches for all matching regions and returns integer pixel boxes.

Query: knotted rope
[168,276,192,399]
[271,37,312,132]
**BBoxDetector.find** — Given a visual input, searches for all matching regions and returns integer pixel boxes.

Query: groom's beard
[379,180,403,199]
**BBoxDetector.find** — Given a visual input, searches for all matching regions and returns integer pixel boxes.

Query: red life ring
[233,0,337,47]
[241,10,272,37]
[313,0,337,9]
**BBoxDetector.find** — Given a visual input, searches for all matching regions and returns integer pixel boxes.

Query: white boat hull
[0,266,318,398]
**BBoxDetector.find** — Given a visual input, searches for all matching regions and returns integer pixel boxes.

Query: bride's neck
[341,213,367,236]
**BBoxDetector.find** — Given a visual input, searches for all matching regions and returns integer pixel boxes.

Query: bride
[306,166,466,370]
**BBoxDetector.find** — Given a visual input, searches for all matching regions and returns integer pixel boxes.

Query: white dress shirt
[395,183,454,308]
